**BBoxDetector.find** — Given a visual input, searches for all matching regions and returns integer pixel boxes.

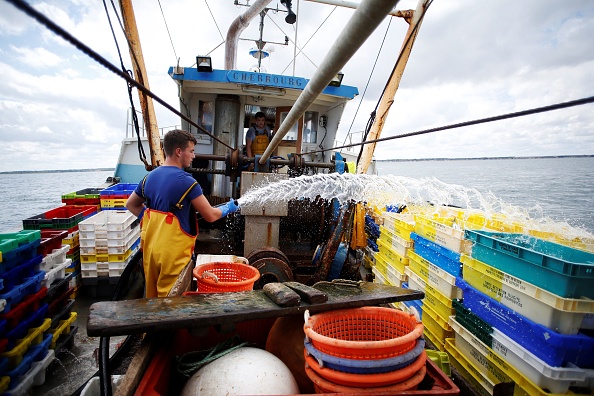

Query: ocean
[0,157,592,235]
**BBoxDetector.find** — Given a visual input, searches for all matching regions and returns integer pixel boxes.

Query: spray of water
[238,173,594,240]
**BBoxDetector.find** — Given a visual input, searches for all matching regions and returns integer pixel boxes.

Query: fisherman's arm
[125,192,146,217]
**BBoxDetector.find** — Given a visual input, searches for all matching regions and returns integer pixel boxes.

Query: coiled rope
[176,336,249,377]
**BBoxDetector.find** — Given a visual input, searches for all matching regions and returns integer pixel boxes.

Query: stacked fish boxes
[100,183,137,211]
[0,231,56,394]
[78,211,140,298]
[403,215,466,352]
[446,230,594,396]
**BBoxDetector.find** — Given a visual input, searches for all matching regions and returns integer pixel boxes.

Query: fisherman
[245,111,272,170]
[125,129,240,298]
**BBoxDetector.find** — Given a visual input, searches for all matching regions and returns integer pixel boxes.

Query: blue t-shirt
[245,125,271,141]
[134,166,203,234]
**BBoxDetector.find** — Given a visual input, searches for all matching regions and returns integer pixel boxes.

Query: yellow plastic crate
[1,319,51,369]
[445,338,495,396]
[423,318,447,352]
[100,198,127,208]
[0,377,9,394]
[62,231,79,248]
[423,283,455,324]
[414,215,471,253]
[378,226,412,257]
[381,213,415,241]
[49,312,77,349]
[377,239,409,274]
[80,246,134,263]
[372,251,389,277]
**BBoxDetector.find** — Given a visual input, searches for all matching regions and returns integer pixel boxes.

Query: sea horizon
[1,154,592,174]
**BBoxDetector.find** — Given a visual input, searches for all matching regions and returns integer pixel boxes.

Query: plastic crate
[0,237,41,273]
[445,338,496,396]
[78,210,138,235]
[3,348,54,395]
[450,316,591,395]
[99,198,128,209]
[422,282,455,325]
[465,230,594,299]
[462,254,593,334]
[80,276,119,298]
[407,250,461,299]
[39,245,69,272]
[411,232,462,277]
[61,188,102,205]
[48,312,77,349]
[0,231,41,265]
[37,230,68,258]
[385,263,406,287]
[41,259,71,289]
[0,272,44,314]
[3,305,48,351]
[99,183,137,198]
[377,239,409,274]
[0,319,51,370]
[403,266,425,292]
[49,298,74,330]
[422,303,453,348]
[456,278,594,368]
[22,206,97,231]
[0,255,43,292]
[2,333,52,388]
[379,225,413,257]
[81,246,137,278]
[62,231,79,248]
[414,215,472,254]
[80,239,139,264]
[0,287,47,332]
[381,212,415,241]
[80,228,140,256]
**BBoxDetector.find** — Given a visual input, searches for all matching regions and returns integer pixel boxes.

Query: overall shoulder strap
[141,174,150,206]
[173,181,198,210]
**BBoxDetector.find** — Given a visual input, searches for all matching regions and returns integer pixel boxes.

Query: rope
[176,336,249,377]
[158,0,178,62]
[308,95,594,155]
[4,0,234,151]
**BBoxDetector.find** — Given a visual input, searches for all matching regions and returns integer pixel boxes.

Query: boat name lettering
[229,71,305,89]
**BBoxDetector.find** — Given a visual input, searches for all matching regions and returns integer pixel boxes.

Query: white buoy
[181,347,300,395]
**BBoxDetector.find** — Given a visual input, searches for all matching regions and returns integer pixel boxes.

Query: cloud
[0,0,593,172]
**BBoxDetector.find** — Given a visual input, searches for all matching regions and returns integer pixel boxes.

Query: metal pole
[259,0,400,163]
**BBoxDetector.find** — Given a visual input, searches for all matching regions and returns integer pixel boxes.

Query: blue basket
[465,230,594,299]
[304,337,425,374]
[411,233,462,277]
[456,278,594,368]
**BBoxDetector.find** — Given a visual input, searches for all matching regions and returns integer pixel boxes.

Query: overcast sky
[0,0,593,172]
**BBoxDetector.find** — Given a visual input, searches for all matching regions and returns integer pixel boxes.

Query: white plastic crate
[371,266,390,286]
[79,228,140,256]
[414,215,472,254]
[404,267,426,292]
[78,210,137,232]
[385,264,406,287]
[6,349,55,396]
[450,316,590,394]
[79,223,139,247]
[42,258,71,289]
[381,213,415,241]
[40,245,69,271]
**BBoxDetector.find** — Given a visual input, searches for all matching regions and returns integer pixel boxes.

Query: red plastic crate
[22,205,98,230]
[0,287,47,331]
[38,230,68,257]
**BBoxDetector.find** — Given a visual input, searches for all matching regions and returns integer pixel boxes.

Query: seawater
[0,158,592,236]
[0,170,113,233]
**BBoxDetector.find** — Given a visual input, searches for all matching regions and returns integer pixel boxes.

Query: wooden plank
[88,281,424,337]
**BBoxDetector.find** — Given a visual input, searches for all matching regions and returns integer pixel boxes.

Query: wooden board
[88,281,424,337]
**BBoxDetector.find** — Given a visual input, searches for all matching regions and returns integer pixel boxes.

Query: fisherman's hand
[220,200,240,218]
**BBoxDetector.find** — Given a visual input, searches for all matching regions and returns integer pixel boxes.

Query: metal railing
[125,108,180,138]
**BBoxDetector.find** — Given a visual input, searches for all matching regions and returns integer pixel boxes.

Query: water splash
[238,173,594,240]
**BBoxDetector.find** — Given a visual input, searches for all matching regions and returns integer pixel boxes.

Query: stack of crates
[0,231,55,394]
[60,188,103,295]
[78,211,140,298]
[100,184,137,211]
[445,230,594,396]
[399,215,465,352]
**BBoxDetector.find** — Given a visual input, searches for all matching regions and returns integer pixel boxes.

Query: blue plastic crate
[0,272,45,314]
[99,183,138,197]
[0,239,41,274]
[0,255,42,291]
[4,304,48,351]
[456,278,594,368]
[465,230,594,299]
[411,233,462,277]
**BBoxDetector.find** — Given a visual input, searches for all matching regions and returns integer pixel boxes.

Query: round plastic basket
[303,307,423,359]
[305,363,426,394]
[304,338,425,374]
[304,349,426,388]
[193,262,260,293]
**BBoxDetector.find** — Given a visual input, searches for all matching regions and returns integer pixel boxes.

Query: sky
[0,0,593,172]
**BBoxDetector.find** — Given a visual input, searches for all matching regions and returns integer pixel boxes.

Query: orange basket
[303,307,423,360]
[305,363,426,394]
[193,262,260,293]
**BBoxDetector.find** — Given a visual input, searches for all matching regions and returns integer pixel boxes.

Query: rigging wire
[204,0,226,42]
[340,16,392,150]
[4,0,234,151]
[157,0,178,62]
[280,6,337,75]
[266,12,318,69]
[103,0,150,169]
[353,0,433,165]
[307,95,594,155]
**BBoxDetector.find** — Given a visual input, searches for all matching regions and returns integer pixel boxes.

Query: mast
[356,0,430,174]
[119,0,164,168]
